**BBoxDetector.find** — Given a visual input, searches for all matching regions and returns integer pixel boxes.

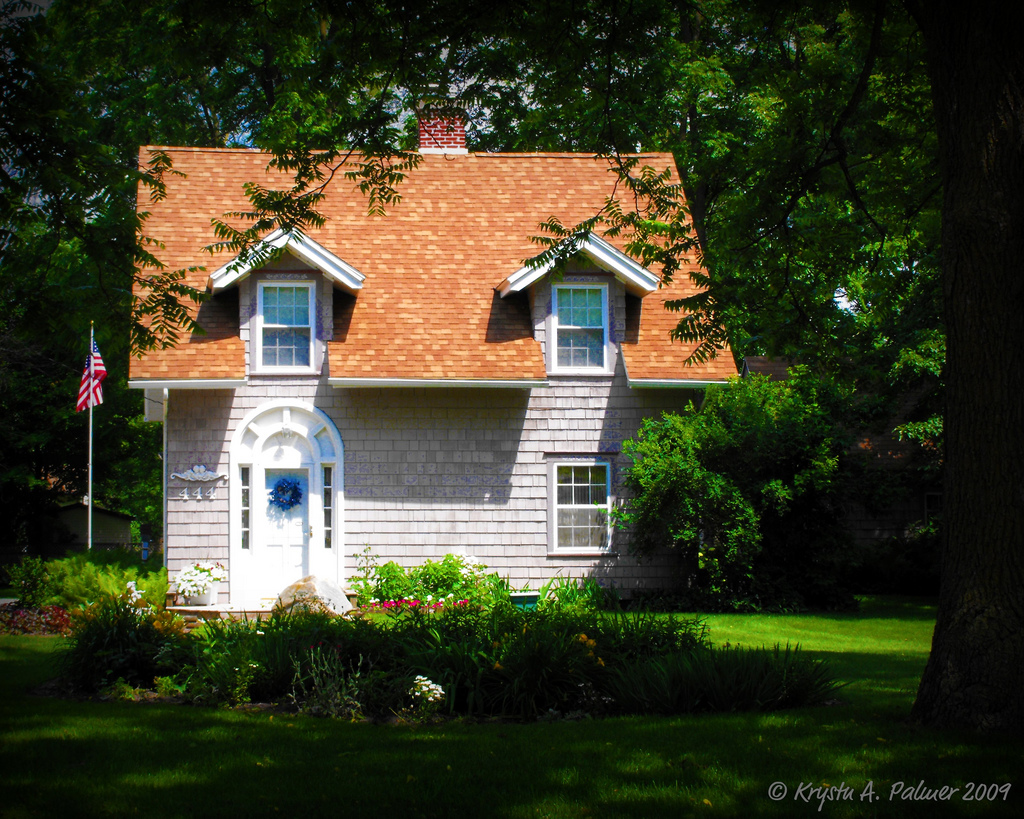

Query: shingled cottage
[130,112,736,606]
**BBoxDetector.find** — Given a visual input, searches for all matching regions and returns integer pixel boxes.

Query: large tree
[903,0,1024,733]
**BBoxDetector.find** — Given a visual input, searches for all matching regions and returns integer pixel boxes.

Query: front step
[167,605,271,632]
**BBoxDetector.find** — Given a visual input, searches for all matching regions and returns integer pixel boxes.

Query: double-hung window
[259,283,313,369]
[555,462,611,551]
[552,285,607,371]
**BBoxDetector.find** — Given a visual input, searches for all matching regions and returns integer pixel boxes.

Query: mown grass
[1,597,1021,819]
[699,596,938,714]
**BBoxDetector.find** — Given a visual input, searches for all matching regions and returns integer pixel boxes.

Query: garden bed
[0,601,71,636]
[51,595,842,722]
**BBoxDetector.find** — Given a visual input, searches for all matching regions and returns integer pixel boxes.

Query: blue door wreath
[269,477,303,511]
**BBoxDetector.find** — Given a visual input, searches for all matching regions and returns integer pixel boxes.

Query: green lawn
[700,596,939,713]
[1,597,1020,819]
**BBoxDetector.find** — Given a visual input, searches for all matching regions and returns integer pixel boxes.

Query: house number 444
[179,487,218,500]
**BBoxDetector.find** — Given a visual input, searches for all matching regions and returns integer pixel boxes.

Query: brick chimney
[417,102,468,154]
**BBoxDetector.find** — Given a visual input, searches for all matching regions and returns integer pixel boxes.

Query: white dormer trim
[496,234,660,298]
[207,228,366,294]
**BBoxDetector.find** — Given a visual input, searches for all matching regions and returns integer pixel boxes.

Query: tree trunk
[910,0,1024,732]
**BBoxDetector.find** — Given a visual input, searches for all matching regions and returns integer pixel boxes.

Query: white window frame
[255,281,316,373]
[550,459,613,555]
[551,283,610,373]
[240,465,251,550]
[323,464,334,550]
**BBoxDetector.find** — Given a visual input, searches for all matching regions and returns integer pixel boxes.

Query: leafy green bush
[353,551,631,617]
[393,604,603,718]
[350,548,507,609]
[183,609,402,706]
[4,556,59,607]
[48,552,168,608]
[289,645,365,718]
[617,370,856,611]
[392,604,492,714]
[183,630,264,706]
[184,613,312,705]
[59,593,188,692]
[537,576,621,613]
[4,550,168,610]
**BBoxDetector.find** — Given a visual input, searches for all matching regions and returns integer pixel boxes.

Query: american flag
[76,339,107,412]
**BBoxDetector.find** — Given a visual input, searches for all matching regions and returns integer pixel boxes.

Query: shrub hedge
[56,597,840,720]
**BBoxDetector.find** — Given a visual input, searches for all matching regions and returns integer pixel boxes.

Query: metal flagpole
[87,321,94,551]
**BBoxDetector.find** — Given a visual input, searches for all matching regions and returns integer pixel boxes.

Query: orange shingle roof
[130,146,736,383]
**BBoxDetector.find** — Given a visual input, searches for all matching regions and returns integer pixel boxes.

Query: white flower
[409,675,445,704]
[125,580,142,603]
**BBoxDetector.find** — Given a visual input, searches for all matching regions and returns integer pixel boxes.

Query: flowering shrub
[481,612,613,718]
[409,674,444,703]
[407,675,445,717]
[175,562,228,597]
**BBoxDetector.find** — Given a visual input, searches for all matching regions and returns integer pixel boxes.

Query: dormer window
[258,282,314,370]
[552,284,608,371]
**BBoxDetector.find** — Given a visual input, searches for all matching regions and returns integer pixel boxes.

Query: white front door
[230,401,344,607]
[261,468,310,593]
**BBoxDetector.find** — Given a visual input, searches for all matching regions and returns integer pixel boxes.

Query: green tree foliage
[618,372,854,610]
[0,1,941,540]
[0,0,221,541]
[161,0,944,456]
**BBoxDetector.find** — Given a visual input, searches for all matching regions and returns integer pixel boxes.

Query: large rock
[275,576,353,615]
